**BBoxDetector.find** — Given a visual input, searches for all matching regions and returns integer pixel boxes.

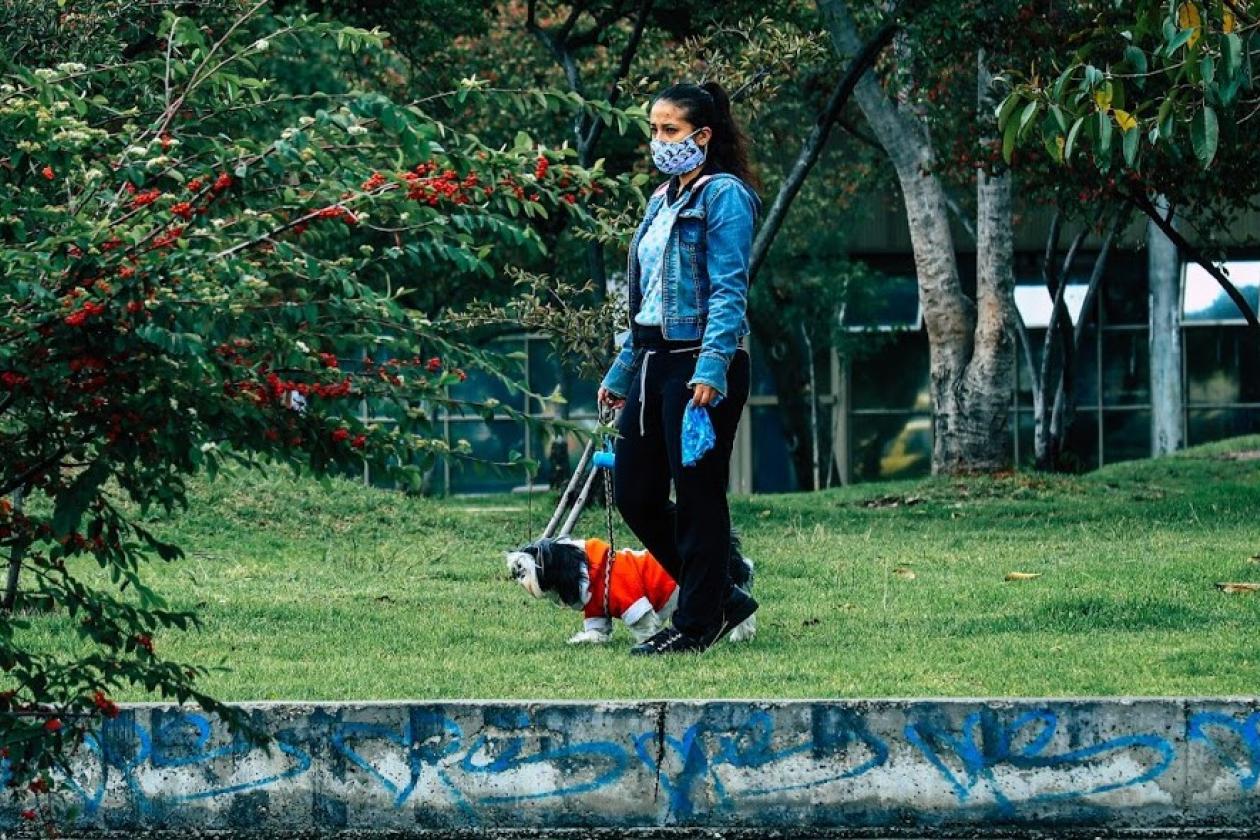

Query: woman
[596,81,761,655]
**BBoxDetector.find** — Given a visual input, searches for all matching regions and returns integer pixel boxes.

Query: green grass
[17,436,1260,700]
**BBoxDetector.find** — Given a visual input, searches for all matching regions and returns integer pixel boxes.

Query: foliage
[0,2,646,817]
[995,1,1260,234]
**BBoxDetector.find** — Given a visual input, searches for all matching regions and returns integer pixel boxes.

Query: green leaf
[1156,96,1176,139]
[1094,109,1114,164]
[1123,123,1141,167]
[1064,116,1086,161]
[1191,105,1219,167]
[1224,33,1243,79]
[1124,45,1149,76]
[995,92,1022,128]
[1049,105,1069,134]
[1002,115,1020,164]
[1166,26,1197,54]
[1017,101,1040,139]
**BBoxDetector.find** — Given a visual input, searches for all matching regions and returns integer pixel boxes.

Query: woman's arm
[599,327,637,401]
[687,180,757,398]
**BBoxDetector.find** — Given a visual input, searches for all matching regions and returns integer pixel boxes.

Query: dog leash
[598,402,617,621]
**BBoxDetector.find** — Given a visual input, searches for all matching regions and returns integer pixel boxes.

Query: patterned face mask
[650,128,708,176]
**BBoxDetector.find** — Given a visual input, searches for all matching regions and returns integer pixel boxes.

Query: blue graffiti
[460,709,629,803]
[61,713,311,818]
[633,709,888,819]
[904,708,1176,815]
[1188,710,1260,791]
[331,714,475,818]
[330,710,630,813]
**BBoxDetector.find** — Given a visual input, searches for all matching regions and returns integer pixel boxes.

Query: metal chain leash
[598,403,617,621]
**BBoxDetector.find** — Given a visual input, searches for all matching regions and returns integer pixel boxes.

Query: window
[1014,283,1090,328]
[840,275,922,331]
[1182,261,1260,323]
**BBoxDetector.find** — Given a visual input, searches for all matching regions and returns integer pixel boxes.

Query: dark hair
[652,81,760,192]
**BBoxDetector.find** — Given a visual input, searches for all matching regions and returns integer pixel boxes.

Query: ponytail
[653,81,760,192]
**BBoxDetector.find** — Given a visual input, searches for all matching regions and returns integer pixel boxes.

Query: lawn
[17,436,1260,700]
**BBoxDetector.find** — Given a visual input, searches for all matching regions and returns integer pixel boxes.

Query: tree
[998,0,1260,461]
[0,3,641,819]
[817,0,1019,474]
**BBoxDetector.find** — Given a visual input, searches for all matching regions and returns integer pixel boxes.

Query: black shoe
[629,626,707,656]
[702,586,760,647]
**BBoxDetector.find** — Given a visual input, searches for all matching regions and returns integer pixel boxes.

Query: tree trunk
[820,0,1016,473]
[1148,195,1183,456]
[2,487,26,611]
[963,75,1017,472]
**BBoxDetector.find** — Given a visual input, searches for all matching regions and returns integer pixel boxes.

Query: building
[376,204,1260,495]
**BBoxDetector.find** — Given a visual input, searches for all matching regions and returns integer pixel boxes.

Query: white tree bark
[1148,195,1184,456]
[819,0,1016,472]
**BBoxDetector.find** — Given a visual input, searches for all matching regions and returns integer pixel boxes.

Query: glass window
[850,413,933,482]
[1188,408,1260,445]
[1186,326,1260,404]
[448,419,529,493]
[448,340,527,415]
[1183,261,1260,323]
[528,423,597,487]
[750,405,799,493]
[1014,409,1036,469]
[1055,411,1100,473]
[1015,327,1099,409]
[748,334,778,397]
[841,275,921,330]
[527,337,560,414]
[1101,330,1150,406]
[1014,283,1090,328]
[850,331,931,412]
[1015,328,1044,407]
[1101,256,1148,325]
[1102,409,1151,465]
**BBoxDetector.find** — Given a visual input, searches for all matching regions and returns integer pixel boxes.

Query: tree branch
[750,4,912,281]
[583,0,654,157]
[1126,189,1260,330]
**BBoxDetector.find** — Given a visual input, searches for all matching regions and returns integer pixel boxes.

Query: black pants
[613,326,751,636]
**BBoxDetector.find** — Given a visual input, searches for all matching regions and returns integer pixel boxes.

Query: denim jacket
[600,171,761,399]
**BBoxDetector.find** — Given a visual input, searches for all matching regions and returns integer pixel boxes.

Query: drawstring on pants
[639,346,699,437]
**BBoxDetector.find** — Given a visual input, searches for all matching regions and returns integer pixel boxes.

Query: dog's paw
[726,614,757,643]
[567,629,612,645]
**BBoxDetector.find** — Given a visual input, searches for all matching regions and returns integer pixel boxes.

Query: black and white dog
[506,530,756,645]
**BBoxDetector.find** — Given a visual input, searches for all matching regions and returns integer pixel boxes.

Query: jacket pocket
[676,208,705,246]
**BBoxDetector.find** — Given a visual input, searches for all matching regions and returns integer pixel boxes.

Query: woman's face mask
[650,127,708,176]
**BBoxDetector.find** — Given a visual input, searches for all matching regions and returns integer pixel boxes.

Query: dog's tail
[728,525,754,592]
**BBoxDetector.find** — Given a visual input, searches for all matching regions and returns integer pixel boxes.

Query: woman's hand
[690,383,719,407]
[597,386,625,409]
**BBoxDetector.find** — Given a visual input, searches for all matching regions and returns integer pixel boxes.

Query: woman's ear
[696,126,713,148]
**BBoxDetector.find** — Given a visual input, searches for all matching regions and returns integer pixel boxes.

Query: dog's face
[505,547,545,599]
[505,537,589,608]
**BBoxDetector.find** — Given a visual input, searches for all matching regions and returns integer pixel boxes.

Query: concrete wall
[3,698,1260,835]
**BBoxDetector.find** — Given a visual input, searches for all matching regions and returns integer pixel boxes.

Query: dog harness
[582,538,677,629]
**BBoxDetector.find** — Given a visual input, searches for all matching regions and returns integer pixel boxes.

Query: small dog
[506,530,756,645]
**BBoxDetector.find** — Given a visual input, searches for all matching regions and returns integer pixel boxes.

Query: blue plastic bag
[681,394,721,467]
